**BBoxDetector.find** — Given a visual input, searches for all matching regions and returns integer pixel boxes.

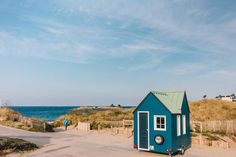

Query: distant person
[63,119,69,130]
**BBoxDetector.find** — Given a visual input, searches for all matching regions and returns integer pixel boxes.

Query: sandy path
[1,125,236,157]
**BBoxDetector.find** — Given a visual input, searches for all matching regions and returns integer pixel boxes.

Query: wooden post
[226,141,229,149]
[132,120,134,132]
[43,122,46,132]
[199,134,203,146]
[123,119,125,129]
[111,125,113,135]
[98,125,101,134]
[199,122,203,146]
[226,121,229,135]
[233,120,236,136]
[200,122,203,133]
[213,121,215,132]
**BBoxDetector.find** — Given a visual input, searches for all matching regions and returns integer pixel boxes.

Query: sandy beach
[0,125,235,157]
[1,0,235,156]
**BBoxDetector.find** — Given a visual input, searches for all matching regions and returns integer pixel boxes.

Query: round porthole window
[155,135,164,145]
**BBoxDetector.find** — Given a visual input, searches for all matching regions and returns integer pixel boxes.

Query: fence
[191,135,229,149]
[100,120,134,128]
[102,121,123,127]
[191,120,236,135]
[97,119,134,137]
[77,122,91,131]
[123,120,133,128]
[110,127,133,137]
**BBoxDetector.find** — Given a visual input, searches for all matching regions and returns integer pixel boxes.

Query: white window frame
[177,115,181,136]
[154,115,166,131]
[182,115,186,135]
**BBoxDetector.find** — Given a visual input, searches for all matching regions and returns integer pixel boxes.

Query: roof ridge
[151,91,185,94]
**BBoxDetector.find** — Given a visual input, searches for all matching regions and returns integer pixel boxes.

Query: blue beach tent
[133,91,191,155]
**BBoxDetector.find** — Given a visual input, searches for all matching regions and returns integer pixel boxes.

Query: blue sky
[0,0,235,106]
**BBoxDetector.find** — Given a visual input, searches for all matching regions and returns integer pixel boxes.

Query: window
[177,115,181,136]
[154,115,166,131]
[182,115,186,135]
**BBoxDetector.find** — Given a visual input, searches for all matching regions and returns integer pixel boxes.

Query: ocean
[10,106,78,121]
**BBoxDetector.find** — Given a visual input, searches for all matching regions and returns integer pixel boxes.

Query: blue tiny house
[133,91,191,155]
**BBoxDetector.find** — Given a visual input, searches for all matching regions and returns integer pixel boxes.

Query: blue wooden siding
[134,92,191,154]
[171,94,191,152]
[181,94,191,147]
[134,93,173,154]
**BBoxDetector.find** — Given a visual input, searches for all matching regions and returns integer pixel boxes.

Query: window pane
[154,116,166,130]
[161,118,165,124]
[177,115,181,136]
[182,115,186,134]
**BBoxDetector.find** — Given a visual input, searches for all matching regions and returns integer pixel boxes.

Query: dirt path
[1,125,236,157]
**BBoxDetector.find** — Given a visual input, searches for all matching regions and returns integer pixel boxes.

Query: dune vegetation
[0,137,38,156]
[54,99,236,129]
[189,99,236,121]
[0,107,53,132]
[1,99,235,131]
[53,107,134,129]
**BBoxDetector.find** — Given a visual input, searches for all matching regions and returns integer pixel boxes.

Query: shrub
[54,107,134,129]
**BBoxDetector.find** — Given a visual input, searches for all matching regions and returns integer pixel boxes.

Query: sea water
[10,106,78,121]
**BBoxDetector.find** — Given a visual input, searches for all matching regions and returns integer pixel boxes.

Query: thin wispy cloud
[52,0,236,57]
[14,0,235,71]
[0,0,235,104]
[0,13,177,65]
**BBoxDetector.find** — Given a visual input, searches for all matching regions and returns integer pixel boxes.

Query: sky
[0,0,235,106]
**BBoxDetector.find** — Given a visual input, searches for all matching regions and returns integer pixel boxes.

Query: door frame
[137,111,150,151]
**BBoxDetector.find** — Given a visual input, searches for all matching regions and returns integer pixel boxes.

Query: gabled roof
[134,90,186,114]
[151,91,185,114]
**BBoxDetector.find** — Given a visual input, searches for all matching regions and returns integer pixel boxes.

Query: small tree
[110,104,115,107]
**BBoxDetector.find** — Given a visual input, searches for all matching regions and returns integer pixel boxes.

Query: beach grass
[53,107,134,129]
[190,99,236,121]
[53,99,236,129]
[0,107,54,132]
